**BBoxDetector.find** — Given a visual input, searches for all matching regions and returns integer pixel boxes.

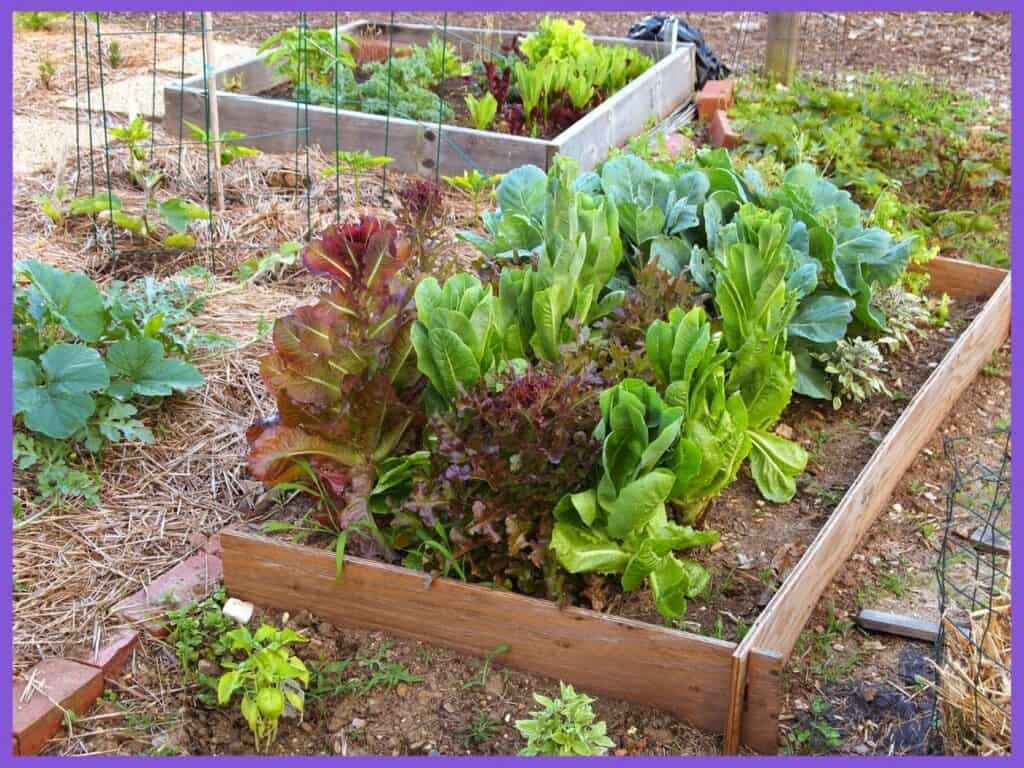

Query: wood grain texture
[164,21,693,175]
[740,648,785,754]
[221,527,740,736]
[910,256,1007,299]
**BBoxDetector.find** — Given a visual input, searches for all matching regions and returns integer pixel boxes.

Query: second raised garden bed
[219,255,1010,754]
[163,20,695,176]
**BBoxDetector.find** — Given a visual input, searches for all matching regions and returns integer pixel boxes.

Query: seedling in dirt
[441,169,500,221]
[787,716,841,755]
[356,642,422,693]
[217,624,310,753]
[907,478,926,496]
[464,92,498,131]
[108,113,153,188]
[183,120,261,167]
[463,644,509,690]
[107,40,123,68]
[306,660,358,710]
[879,569,908,598]
[983,349,1010,379]
[38,59,55,89]
[515,682,615,756]
[322,150,393,207]
[164,589,232,677]
[458,712,502,748]
[15,12,68,30]
[236,240,302,285]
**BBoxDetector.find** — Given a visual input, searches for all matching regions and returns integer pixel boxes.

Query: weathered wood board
[163,20,694,176]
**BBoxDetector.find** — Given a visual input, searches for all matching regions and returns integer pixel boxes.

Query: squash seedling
[217,624,310,753]
[441,169,500,222]
[322,150,393,207]
[183,120,261,167]
[108,113,152,188]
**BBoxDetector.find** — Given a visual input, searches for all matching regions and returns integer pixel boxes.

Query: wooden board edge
[744,272,1011,659]
[911,256,1007,299]
[554,46,693,150]
[741,648,785,754]
[220,526,742,737]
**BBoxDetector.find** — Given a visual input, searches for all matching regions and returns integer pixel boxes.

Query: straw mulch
[937,583,1012,755]
[11,117,477,676]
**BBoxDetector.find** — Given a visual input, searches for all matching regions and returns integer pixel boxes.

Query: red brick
[13,659,104,755]
[708,109,742,150]
[75,628,140,677]
[112,552,223,637]
[697,79,735,121]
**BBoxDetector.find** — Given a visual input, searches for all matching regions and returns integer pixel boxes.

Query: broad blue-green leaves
[105,336,204,398]
[14,344,110,438]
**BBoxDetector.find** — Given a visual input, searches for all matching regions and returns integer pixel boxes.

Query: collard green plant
[515,682,615,756]
[247,217,424,554]
[551,379,718,618]
[217,624,310,753]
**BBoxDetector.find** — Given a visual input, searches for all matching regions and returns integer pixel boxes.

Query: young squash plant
[322,150,393,207]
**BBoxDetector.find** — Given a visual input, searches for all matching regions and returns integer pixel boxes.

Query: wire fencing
[931,427,1011,755]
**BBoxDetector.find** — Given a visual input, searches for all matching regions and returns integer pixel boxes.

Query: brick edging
[12,534,223,756]
[696,79,741,149]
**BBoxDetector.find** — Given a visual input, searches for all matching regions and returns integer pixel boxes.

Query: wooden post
[202,12,225,213]
[764,13,801,84]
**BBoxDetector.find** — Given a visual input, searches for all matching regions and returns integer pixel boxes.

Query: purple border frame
[3,2,1018,762]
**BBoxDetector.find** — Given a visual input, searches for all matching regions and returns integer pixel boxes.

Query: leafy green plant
[465,91,498,131]
[236,241,302,285]
[258,26,357,87]
[442,169,500,221]
[814,337,891,409]
[217,624,310,753]
[183,120,261,166]
[164,589,233,682]
[13,434,101,515]
[424,32,469,80]
[38,59,55,89]
[108,113,152,187]
[107,40,122,68]
[872,285,930,353]
[515,682,615,756]
[15,12,68,31]
[13,261,203,446]
[551,379,719,618]
[411,273,498,407]
[322,150,393,206]
[645,307,750,519]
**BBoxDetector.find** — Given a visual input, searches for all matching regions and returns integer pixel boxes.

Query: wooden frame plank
[725,267,1010,752]
[222,259,1008,755]
[221,528,740,736]
[163,20,695,176]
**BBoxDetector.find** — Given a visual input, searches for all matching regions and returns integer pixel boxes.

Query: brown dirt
[11,12,1012,757]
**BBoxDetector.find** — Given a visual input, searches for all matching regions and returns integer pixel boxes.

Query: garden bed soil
[245,298,982,643]
[257,72,588,141]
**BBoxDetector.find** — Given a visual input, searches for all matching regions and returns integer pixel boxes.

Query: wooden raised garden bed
[163,20,695,176]
[221,256,1009,754]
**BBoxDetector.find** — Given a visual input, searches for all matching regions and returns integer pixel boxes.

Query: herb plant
[515,682,615,756]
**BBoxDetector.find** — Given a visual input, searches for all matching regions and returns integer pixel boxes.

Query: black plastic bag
[627,15,730,89]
